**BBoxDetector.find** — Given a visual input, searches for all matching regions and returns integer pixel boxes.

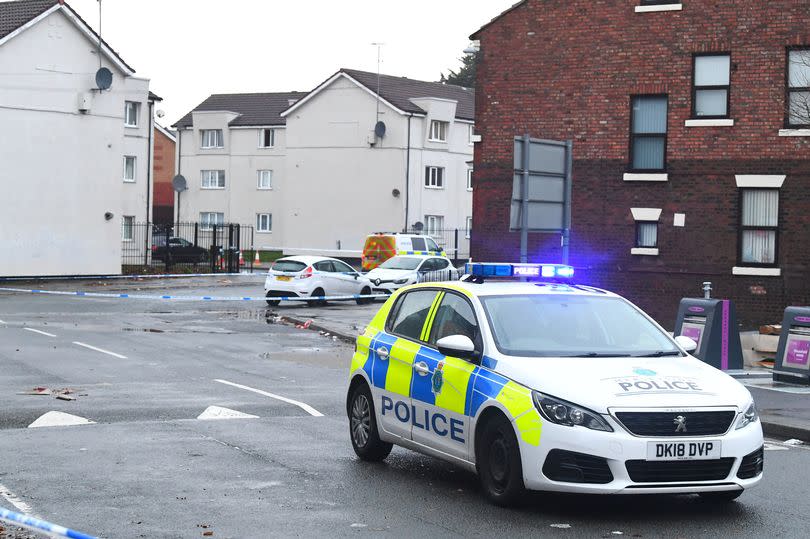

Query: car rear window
[272,260,307,272]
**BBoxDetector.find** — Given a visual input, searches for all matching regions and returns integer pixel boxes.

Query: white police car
[346,263,763,505]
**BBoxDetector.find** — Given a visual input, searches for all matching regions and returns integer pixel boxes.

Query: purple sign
[786,338,810,367]
[688,306,705,313]
[794,316,810,324]
[682,326,703,343]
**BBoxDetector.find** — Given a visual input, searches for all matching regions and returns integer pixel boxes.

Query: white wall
[0,8,150,276]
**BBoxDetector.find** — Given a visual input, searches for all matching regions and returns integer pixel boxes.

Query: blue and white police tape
[0,507,97,539]
[0,287,389,302]
[0,272,264,282]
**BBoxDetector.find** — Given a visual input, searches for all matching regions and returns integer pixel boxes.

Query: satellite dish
[95,67,113,91]
[412,221,424,232]
[172,174,188,192]
[374,121,387,138]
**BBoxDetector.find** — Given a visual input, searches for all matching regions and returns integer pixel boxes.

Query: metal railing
[404,227,471,264]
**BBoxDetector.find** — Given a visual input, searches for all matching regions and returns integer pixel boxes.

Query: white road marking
[0,319,6,324]
[28,411,95,428]
[72,341,127,359]
[0,482,36,516]
[197,406,259,420]
[23,328,56,338]
[214,379,324,417]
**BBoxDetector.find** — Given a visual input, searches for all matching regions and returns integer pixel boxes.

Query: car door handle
[413,362,430,376]
[376,346,389,360]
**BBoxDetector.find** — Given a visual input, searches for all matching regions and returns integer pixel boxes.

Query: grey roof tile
[173,92,308,129]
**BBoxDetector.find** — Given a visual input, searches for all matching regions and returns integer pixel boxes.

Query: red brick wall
[472,0,810,328]
[153,127,176,224]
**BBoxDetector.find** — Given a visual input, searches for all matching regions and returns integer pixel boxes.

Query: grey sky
[66,0,516,126]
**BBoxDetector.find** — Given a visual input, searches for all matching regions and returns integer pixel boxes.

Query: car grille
[625,458,735,483]
[615,411,736,437]
[542,449,614,484]
[737,446,764,479]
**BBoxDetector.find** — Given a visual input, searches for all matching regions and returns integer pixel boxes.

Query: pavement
[1,276,809,538]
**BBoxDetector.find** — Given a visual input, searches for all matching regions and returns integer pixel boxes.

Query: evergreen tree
[440,52,480,88]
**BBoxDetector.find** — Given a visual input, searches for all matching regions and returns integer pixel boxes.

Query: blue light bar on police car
[464,263,575,279]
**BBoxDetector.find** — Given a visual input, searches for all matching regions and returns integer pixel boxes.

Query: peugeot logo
[673,415,687,433]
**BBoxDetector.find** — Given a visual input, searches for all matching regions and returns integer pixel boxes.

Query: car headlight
[393,278,409,284]
[735,402,759,430]
[532,391,613,432]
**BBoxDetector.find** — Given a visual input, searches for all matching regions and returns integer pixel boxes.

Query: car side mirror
[675,335,698,353]
[437,335,477,360]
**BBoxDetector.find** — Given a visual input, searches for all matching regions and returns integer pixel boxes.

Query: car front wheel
[476,413,525,506]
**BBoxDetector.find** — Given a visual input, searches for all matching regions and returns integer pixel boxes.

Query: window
[411,237,427,251]
[467,168,473,191]
[468,124,475,145]
[200,212,224,230]
[332,260,357,275]
[201,170,225,189]
[200,129,224,149]
[429,120,448,142]
[466,216,472,239]
[692,54,731,118]
[429,293,479,347]
[124,101,139,127]
[388,290,439,341]
[257,213,272,232]
[122,216,134,240]
[123,156,136,182]
[257,170,273,189]
[787,48,810,128]
[426,237,440,252]
[630,95,668,171]
[636,222,658,248]
[740,189,779,266]
[425,166,444,188]
[259,128,275,148]
[425,215,444,237]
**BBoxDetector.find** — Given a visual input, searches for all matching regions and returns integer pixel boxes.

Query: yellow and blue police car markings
[369,332,398,389]
[467,367,510,418]
[409,346,445,406]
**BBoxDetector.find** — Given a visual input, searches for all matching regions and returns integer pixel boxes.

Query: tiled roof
[0,0,57,40]
[339,68,475,121]
[173,92,309,129]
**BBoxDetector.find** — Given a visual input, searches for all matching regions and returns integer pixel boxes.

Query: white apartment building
[0,0,154,276]
[174,69,474,256]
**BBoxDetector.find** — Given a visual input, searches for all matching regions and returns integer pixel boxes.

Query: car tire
[476,413,525,506]
[356,286,372,305]
[349,383,392,462]
[307,288,327,307]
[698,489,744,503]
[265,292,280,307]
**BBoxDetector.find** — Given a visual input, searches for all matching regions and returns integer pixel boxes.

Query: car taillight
[297,266,314,279]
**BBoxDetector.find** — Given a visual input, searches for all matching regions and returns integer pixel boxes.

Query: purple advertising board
[785,336,810,370]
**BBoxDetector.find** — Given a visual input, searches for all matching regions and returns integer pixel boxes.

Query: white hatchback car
[264,256,372,306]
[365,255,457,294]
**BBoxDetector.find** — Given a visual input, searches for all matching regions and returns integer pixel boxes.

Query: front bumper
[520,417,764,494]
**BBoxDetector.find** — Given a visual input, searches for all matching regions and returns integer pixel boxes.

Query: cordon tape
[0,287,389,302]
[0,272,263,282]
[0,507,98,539]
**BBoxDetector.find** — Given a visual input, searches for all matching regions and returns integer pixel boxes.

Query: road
[0,279,808,538]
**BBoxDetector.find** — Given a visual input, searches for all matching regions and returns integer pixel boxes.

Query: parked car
[151,237,210,263]
[264,256,372,307]
[361,233,446,271]
[365,255,457,294]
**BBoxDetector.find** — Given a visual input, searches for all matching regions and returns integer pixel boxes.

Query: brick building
[470,0,810,328]
[153,123,176,224]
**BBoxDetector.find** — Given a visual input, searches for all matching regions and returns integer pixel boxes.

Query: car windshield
[272,260,307,273]
[379,257,421,270]
[480,294,682,358]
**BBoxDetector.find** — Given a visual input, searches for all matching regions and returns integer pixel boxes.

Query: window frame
[201,170,226,189]
[257,170,273,190]
[424,215,444,237]
[385,288,442,344]
[200,129,224,149]
[256,213,272,233]
[628,94,668,173]
[691,53,731,119]
[124,101,139,127]
[121,215,134,241]
[427,290,483,356]
[786,47,810,129]
[466,168,473,191]
[465,216,472,239]
[425,166,445,189]
[258,128,275,148]
[123,156,136,183]
[639,0,680,5]
[428,120,449,142]
[737,188,780,268]
[200,212,224,230]
[635,221,659,248]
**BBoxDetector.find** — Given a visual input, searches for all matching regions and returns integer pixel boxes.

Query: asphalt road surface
[0,279,809,538]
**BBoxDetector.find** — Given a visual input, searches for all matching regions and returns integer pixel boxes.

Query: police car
[346,263,763,506]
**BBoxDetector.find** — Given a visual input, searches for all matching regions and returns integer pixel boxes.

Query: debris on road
[550,523,571,529]
[17,387,86,401]
[784,439,805,446]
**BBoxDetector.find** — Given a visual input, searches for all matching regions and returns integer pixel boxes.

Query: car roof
[409,280,617,298]
[277,255,343,264]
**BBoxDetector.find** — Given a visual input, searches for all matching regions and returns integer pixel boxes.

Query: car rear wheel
[476,413,525,506]
[698,489,744,502]
[349,383,392,461]
[356,286,372,305]
[265,292,280,307]
[307,287,327,307]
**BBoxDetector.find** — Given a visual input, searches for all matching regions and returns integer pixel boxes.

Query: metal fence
[122,222,254,273]
[404,227,471,263]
